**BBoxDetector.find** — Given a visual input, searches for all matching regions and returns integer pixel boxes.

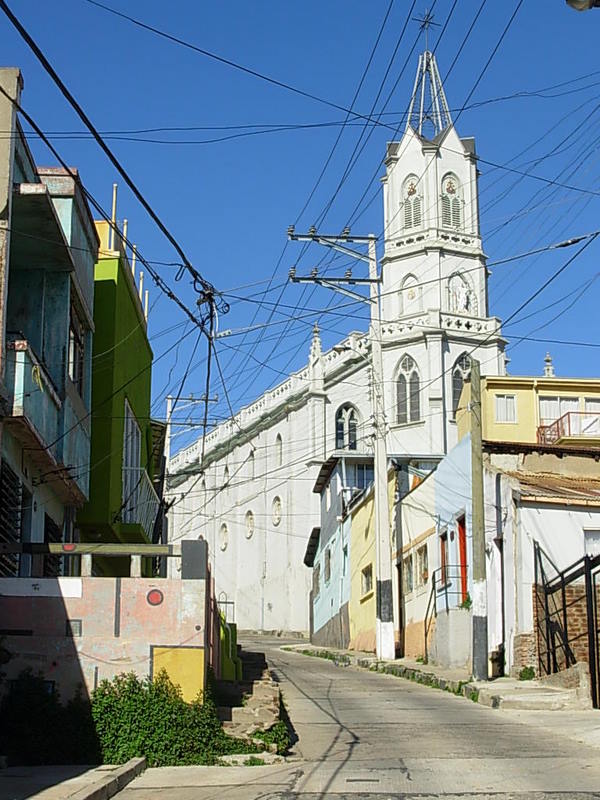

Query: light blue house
[0,69,98,578]
[304,453,374,648]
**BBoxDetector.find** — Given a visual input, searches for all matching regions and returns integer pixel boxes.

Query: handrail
[424,573,436,664]
[423,564,465,663]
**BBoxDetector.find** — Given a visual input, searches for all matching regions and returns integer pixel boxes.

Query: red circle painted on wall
[146,589,164,606]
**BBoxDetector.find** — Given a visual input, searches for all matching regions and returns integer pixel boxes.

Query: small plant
[244,756,265,766]
[415,655,425,664]
[460,592,473,610]
[518,665,535,681]
[469,689,479,703]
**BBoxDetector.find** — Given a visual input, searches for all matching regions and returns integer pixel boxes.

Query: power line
[0,0,217,303]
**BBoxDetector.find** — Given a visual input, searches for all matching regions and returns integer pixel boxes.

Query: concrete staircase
[217,650,280,739]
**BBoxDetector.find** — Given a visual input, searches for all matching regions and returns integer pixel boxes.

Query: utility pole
[470,358,488,680]
[288,227,395,661]
[165,394,218,469]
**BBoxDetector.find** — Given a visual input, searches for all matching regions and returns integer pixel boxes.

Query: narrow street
[119,638,600,799]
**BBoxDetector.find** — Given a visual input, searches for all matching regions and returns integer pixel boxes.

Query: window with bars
[361,563,373,596]
[396,354,420,424]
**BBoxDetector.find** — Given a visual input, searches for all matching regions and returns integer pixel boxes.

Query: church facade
[166,50,507,634]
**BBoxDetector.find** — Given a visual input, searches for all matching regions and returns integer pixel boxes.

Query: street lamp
[566,0,600,9]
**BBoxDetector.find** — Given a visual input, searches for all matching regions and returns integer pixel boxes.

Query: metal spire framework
[405,12,453,140]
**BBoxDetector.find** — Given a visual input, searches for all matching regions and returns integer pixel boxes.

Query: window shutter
[452,198,461,229]
[442,195,451,227]
[404,200,413,229]
[413,196,422,227]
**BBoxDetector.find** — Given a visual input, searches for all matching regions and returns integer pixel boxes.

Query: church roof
[406,50,453,141]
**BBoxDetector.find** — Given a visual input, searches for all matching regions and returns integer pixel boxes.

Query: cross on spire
[411,8,440,53]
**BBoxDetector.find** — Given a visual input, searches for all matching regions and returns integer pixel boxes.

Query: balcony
[121,467,161,541]
[5,338,61,462]
[537,412,600,446]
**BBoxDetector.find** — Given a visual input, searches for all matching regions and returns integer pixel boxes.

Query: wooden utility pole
[470,358,488,680]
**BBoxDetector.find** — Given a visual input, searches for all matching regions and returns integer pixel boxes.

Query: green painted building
[76,219,165,574]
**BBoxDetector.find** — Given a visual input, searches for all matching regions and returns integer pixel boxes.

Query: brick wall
[513,582,599,677]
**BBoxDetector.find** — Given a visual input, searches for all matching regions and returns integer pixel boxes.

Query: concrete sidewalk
[0,757,145,800]
[282,643,593,711]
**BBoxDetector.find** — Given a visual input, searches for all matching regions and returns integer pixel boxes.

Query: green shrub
[253,720,290,754]
[91,670,258,766]
[518,665,535,681]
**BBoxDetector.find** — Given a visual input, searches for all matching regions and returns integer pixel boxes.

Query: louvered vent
[0,460,22,577]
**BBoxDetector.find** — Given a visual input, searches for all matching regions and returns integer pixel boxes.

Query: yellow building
[458,364,600,446]
[348,469,396,653]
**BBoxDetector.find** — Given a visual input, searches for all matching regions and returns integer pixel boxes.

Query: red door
[457,515,468,603]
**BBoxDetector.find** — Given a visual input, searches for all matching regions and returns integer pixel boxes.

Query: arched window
[452,353,471,418]
[402,175,422,230]
[399,273,421,316]
[248,449,255,479]
[396,354,420,424]
[335,405,359,450]
[223,465,229,487]
[219,523,229,551]
[245,510,255,539]
[275,434,283,467]
[441,174,462,230]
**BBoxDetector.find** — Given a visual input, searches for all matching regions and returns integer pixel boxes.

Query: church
[166,49,506,634]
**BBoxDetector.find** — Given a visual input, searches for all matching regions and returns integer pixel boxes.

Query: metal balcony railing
[122,467,160,540]
[537,411,600,445]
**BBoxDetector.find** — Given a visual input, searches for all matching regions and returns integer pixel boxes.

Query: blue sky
[2,1,600,452]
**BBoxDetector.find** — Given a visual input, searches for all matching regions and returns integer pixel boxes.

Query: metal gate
[534,541,600,708]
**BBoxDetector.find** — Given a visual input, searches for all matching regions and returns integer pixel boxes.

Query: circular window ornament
[272,497,282,527]
[245,510,255,539]
[219,523,229,551]
[147,589,164,607]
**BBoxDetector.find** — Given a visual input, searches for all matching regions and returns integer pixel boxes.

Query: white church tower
[166,50,506,635]
[380,49,505,460]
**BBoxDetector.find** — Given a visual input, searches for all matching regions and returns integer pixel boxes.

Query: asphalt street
[118,637,600,799]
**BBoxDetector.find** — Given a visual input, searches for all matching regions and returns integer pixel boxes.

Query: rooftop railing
[537,411,600,445]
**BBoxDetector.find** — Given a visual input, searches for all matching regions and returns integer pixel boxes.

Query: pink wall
[0,572,217,700]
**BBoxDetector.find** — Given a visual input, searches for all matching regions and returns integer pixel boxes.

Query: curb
[68,757,146,800]
[283,646,477,703]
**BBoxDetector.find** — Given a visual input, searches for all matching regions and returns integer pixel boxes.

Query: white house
[166,50,506,634]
